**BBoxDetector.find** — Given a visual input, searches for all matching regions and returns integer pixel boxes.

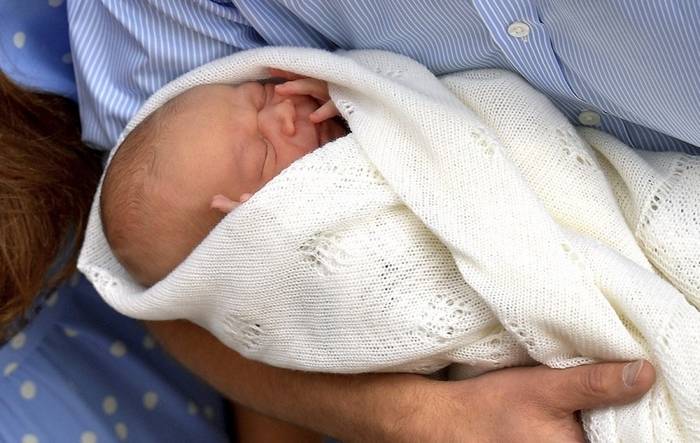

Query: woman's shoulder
[67,0,263,150]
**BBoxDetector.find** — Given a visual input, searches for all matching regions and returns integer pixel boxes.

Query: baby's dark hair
[100,100,215,286]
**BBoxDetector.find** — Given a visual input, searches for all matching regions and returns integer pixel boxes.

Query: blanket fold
[79,47,700,442]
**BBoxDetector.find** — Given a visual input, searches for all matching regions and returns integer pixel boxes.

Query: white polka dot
[142,335,155,349]
[102,396,118,415]
[3,361,19,377]
[48,0,64,7]
[22,434,39,443]
[63,327,79,337]
[114,423,128,441]
[143,391,159,410]
[110,341,127,357]
[13,32,26,49]
[45,291,59,307]
[80,431,97,443]
[10,332,26,349]
[204,405,214,420]
[61,52,72,64]
[187,401,198,415]
[20,381,37,399]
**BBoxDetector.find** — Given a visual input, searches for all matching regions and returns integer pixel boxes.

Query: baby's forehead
[173,81,261,103]
[147,81,257,128]
[149,82,262,131]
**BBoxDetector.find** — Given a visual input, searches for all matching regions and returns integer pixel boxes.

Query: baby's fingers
[210,193,252,214]
[310,101,340,123]
[211,195,239,214]
[268,68,304,81]
[275,78,330,102]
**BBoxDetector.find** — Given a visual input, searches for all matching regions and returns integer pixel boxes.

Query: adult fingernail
[622,360,644,387]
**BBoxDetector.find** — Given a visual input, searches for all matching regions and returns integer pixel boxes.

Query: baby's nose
[275,99,296,136]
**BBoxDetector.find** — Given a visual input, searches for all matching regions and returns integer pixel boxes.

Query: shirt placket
[471,0,611,132]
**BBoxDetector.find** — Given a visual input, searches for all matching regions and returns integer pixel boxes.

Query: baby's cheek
[297,123,320,150]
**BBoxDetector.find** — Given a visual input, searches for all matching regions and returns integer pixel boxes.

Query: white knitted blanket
[78,48,700,442]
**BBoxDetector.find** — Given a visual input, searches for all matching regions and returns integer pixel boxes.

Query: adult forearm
[145,320,423,441]
[146,320,655,443]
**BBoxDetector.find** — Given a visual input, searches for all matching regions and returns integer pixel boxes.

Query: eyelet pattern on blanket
[79,47,700,442]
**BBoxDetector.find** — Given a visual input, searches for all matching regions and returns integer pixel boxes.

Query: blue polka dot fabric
[0,0,76,98]
[0,275,231,443]
[2,6,229,439]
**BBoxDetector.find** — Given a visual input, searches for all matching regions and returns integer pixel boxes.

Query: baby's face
[158,81,345,212]
[104,80,347,286]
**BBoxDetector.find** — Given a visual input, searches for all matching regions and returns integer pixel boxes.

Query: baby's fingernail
[210,195,226,207]
[622,360,644,387]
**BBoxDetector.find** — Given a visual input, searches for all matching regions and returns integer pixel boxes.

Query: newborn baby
[101,70,347,286]
[84,47,700,443]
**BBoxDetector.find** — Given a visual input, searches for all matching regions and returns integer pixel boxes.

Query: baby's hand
[269,68,340,124]
[210,193,252,214]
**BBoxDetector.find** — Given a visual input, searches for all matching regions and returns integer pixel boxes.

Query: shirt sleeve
[68,0,267,150]
[68,0,700,154]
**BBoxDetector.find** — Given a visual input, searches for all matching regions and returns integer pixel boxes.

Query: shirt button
[578,110,601,126]
[507,21,531,38]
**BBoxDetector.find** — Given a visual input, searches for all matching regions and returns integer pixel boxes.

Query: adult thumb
[544,360,656,413]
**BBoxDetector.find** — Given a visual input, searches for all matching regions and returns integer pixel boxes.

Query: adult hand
[396,361,655,443]
[146,320,654,443]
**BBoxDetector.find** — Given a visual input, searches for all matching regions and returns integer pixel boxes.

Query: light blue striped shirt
[67,0,700,154]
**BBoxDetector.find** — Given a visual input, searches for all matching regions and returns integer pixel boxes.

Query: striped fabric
[67,0,699,154]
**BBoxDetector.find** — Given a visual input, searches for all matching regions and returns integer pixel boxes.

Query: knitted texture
[78,48,700,442]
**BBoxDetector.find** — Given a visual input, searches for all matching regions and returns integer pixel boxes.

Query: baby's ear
[210,193,253,214]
